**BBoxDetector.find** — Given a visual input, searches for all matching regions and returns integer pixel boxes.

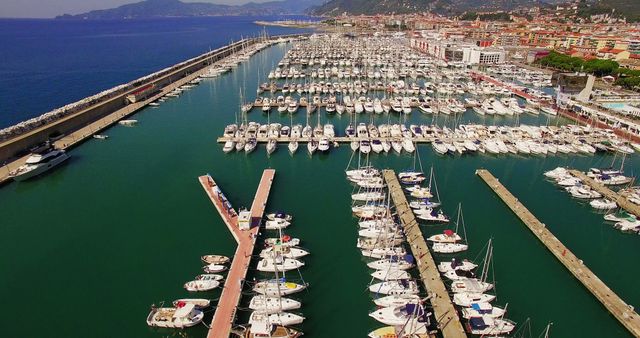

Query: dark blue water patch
[0,16,313,128]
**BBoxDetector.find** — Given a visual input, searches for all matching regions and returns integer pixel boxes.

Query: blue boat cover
[469,317,488,329]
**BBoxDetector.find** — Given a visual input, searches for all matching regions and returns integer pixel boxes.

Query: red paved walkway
[199,169,276,338]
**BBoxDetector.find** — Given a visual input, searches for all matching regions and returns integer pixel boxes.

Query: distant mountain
[56,0,323,20]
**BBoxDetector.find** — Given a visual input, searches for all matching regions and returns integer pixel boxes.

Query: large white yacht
[11,148,69,181]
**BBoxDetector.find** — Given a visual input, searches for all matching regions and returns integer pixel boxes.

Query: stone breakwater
[0,39,250,143]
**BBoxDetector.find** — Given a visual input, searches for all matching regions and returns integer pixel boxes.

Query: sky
[0,0,274,18]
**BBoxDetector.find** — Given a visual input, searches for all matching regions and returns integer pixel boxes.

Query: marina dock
[199,169,276,338]
[382,170,468,338]
[568,169,640,217]
[476,169,640,337]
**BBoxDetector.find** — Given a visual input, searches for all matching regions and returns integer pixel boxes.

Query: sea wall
[0,34,305,163]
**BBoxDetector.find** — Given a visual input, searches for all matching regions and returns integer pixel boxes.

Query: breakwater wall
[0,33,307,163]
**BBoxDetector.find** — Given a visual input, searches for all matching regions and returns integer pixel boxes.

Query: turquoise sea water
[0,43,639,338]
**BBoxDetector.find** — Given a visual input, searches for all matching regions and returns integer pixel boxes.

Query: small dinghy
[203,264,227,273]
[201,255,230,264]
[184,279,220,291]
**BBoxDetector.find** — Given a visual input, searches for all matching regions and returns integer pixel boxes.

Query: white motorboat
[264,236,300,247]
[373,294,421,308]
[172,299,210,309]
[361,246,405,258]
[260,246,309,259]
[184,279,220,291]
[249,296,302,314]
[556,177,581,187]
[265,219,291,230]
[203,264,227,273]
[590,199,617,210]
[461,303,506,319]
[451,279,493,294]
[249,311,305,326]
[243,322,302,338]
[432,242,468,253]
[371,269,411,281]
[256,257,305,272]
[453,293,496,307]
[415,208,449,223]
[466,316,516,335]
[368,325,429,338]
[266,212,293,221]
[10,148,69,181]
[437,259,478,273]
[614,220,640,232]
[201,255,230,264]
[288,140,298,154]
[369,280,419,295]
[223,140,236,153]
[266,138,277,155]
[369,303,430,326]
[443,269,477,281]
[253,280,306,296]
[399,172,426,185]
[146,303,204,328]
[367,257,414,271]
[119,119,138,126]
[409,199,441,209]
[307,139,318,155]
[566,185,602,199]
[352,191,385,202]
[195,274,224,281]
[427,230,461,243]
[318,138,331,152]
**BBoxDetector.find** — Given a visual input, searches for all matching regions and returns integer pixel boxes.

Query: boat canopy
[469,316,488,329]
[174,303,195,318]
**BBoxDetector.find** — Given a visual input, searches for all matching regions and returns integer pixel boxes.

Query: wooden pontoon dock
[569,169,640,218]
[383,169,468,338]
[199,169,276,338]
[476,169,640,337]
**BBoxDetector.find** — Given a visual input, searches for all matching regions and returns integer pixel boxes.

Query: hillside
[308,0,640,17]
[56,0,322,19]
[308,0,548,16]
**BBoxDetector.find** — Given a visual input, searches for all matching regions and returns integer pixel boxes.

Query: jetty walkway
[476,169,640,337]
[199,169,276,338]
[383,170,467,338]
[569,169,640,218]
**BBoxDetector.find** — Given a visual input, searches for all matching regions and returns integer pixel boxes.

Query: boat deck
[199,169,276,338]
[382,170,468,338]
[569,169,640,218]
[476,169,640,337]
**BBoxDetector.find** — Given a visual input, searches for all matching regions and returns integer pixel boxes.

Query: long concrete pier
[382,170,468,338]
[199,169,276,338]
[569,169,640,217]
[476,169,640,337]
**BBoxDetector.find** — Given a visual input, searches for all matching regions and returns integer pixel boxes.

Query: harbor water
[0,42,638,338]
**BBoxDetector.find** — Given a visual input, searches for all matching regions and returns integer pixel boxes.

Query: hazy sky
[0,0,274,18]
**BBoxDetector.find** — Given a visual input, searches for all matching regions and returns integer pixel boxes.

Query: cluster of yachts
[240,212,309,338]
[346,166,433,338]
[146,254,230,328]
[545,167,640,233]
[486,65,553,88]
[221,121,635,158]
[398,170,516,335]
[346,165,516,336]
